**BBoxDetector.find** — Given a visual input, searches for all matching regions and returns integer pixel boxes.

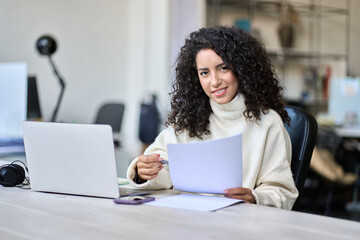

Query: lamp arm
[48,56,66,122]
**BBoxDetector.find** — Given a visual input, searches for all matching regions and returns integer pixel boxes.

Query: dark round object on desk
[0,164,25,187]
[36,35,57,56]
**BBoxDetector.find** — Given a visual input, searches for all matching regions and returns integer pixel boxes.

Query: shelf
[287,98,328,105]
[207,0,349,18]
[267,48,346,61]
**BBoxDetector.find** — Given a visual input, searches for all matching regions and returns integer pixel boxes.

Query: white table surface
[1,187,359,240]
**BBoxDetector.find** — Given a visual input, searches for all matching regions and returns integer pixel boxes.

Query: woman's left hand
[224,187,255,204]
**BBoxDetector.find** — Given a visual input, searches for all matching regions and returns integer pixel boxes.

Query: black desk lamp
[35,35,66,122]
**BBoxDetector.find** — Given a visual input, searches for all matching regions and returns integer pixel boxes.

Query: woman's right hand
[136,154,164,181]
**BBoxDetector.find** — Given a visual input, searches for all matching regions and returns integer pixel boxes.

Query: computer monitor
[329,77,360,125]
[0,62,27,139]
[27,75,42,120]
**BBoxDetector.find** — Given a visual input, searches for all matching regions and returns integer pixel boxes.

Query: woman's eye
[220,66,229,71]
[200,71,208,76]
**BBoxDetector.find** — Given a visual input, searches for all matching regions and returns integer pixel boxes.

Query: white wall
[170,0,206,74]
[125,0,171,156]
[0,0,171,158]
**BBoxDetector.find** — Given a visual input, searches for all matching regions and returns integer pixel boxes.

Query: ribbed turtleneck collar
[210,94,246,122]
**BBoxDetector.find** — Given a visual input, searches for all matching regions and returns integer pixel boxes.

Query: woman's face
[196,48,239,104]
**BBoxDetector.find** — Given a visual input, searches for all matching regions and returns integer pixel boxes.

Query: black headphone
[0,161,28,187]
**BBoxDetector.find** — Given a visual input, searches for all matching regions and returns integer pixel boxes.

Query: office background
[0,0,359,161]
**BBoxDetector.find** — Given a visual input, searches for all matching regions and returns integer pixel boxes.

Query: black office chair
[284,106,318,210]
[94,103,125,146]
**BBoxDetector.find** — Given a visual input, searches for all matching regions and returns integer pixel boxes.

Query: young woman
[127,26,298,210]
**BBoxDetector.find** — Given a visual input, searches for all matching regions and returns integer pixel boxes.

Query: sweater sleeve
[127,127,177,190]
[252,116,299,210]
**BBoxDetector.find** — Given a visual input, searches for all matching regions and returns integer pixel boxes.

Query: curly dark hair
[166,26,290,138]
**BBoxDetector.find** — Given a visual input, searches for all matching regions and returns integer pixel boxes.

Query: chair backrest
[284,106,318,203]
[94,103,125,133]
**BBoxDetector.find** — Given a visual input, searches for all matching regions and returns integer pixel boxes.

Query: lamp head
[36,35,57,56]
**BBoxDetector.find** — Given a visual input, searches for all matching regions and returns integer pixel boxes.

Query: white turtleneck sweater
[127,94,298,210]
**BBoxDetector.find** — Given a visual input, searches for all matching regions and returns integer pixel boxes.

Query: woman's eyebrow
[215,62,226,68]
[197,67,209,71]
[198,62,225,71]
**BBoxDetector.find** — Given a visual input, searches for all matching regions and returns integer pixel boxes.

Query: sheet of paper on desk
[167,133,242,194]
[146,194,244,211]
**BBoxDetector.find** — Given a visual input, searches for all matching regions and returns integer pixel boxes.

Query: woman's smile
[212,87,228,96]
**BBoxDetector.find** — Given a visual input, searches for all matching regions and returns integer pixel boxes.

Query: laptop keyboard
[118,188,155,197]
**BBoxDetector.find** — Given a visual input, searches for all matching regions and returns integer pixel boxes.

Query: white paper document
[146,194,244,212]
[167,134,242,194]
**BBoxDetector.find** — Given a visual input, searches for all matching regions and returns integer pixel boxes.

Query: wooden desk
[1,187,359,240]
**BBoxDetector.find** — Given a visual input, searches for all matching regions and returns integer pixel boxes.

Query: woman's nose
[211,73,221,87]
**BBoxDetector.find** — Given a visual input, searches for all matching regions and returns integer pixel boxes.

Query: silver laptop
[22,121,146,198]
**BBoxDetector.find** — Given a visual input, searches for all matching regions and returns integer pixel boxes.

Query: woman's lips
[212,87,227,96]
